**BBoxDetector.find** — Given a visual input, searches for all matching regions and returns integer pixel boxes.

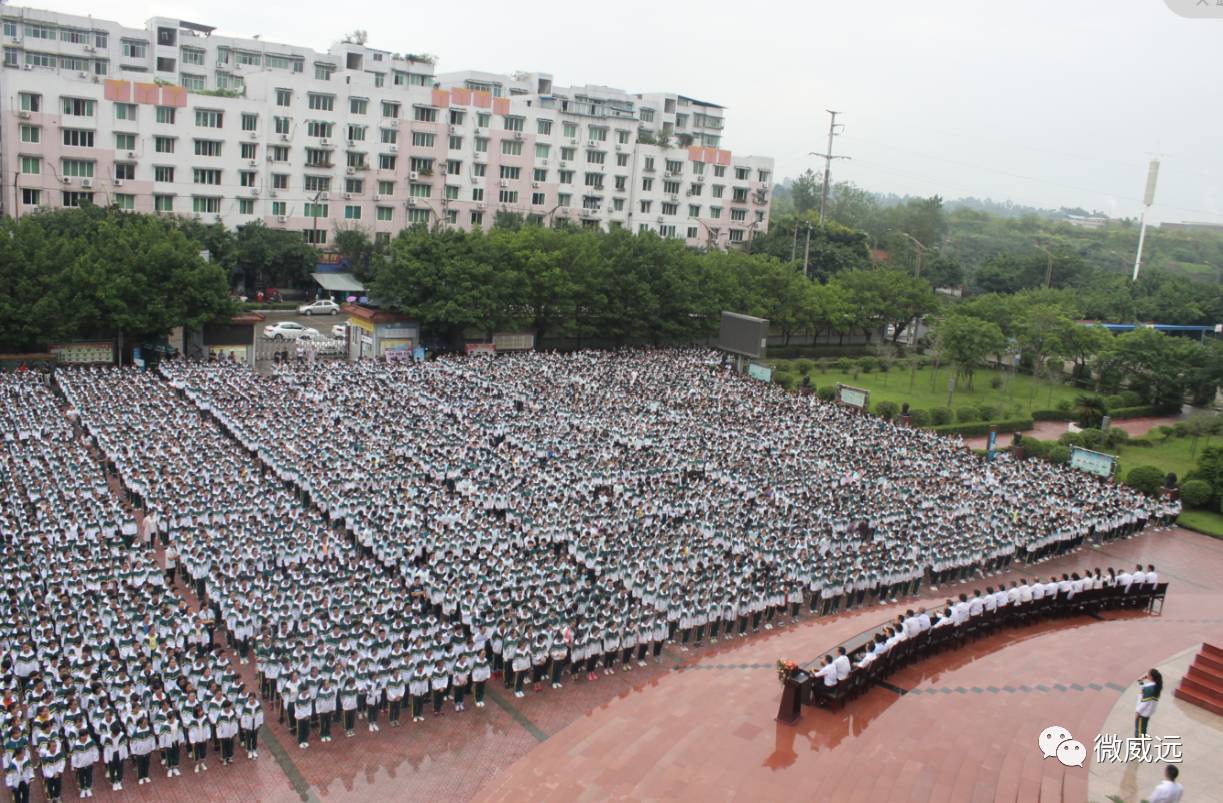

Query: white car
[263,321,320,341]
[297,299,341,316]
[331,324,346,339]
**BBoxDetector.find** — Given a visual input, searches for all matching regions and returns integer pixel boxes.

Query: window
[499,166,521,180]
[686,204,701,218]
[408,208,430,225]
[114,132,135,150]
[61,98,95,117]
[730,208,747,222]
[154,136,175,154]
[613,198,625,211]
[735,167,750,180]
[303,229,327,245]
[504,115,524,132]
[61,159,94,178]
[409,183,432,198]
[470,211,484,226]
[18,93,40,112]
[536,119,552,136]
[732,188,749,203]
[61,192,94,208]
[449,109,465,126]
[474,136,489,153]
[588,126,607,142]
[93,60,108,76]
[728,229,744,243]
[239,171,256,187]
[378,154,396,170]
[344,205,361,220]
[350,97,367,115]
[181,75,205,91]
[193,168,222,185]
[3,21,17,37]
[712,185,724,198]
[345,178,363,193]
[640,108,655,123]
[156,57,176,73]
[381,101,400,118]
[19,125,39,144]
[535,143,550,160]
[642,178,653,192]
[20,156,40,175]
[377,180,394,195]
[345,151,367,169]
[447,159,462,175]
[266,55,292,71]
[661,203,678,216]
[639,200,652,214]
[195,109,223,128]
[692,161,705,175]
[380,127,398,144]
[377,206,393,221]
[238,198,254,214]
[305,149,330,166]
[155,106,176,125]
[21,188,41,206]
[112,193,137,211]
[617,129,630,145]
[448,135,463,150]
[713,165,726,178]
[445,185,459,200]
[154,195,174,213]
[533,168,547,182]
[307,121,333,138]
[276,88,292,107]
[241,113,258,132]
[562,122,577,139]
[269,145,290,161]
[24,24,54,40]
[4,50,18,67]
[587,151,605,165]
[531,192,545,206]
[498,189,518,204]
[154,165,175,182]
[314,63,334,81]
[473,163,486,177]
[240,142,257,160]
[665,160,683,174]
[584,173,603,189]
[273,174,289,190]
[616,153,629,168]
[758,169,771,183]
[303,202,328,217]
[192,196,221,214]
[115,103,137,121]
[304,176,330,192]
[307,93,335,111]
[412,132,436,148]
[472,187,484,202]
[689,183,703,197]
[182,48,205,66]
[476,112,491,128]
[664,181,680,195]
[60,56,88,72]
[121,39,147,58]
[559,170,573,184]
[274,116,291,135]
[413,106,438,123]
[25,53,53,68]
[194,139,222,157]
[709,206,721,219]
[501,140,523,156]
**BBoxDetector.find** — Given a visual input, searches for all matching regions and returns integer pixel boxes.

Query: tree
[333,225,383,283]
[935,314,1006,390]
[1072,395,1108,429]
[833,268,938,344]
[1125,465,1166,496]
[232,221,316,292]
[789,169,822,215]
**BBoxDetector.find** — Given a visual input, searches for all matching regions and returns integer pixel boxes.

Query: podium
[776,670,812,724]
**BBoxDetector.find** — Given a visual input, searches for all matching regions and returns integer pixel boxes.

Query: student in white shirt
[814,655,838,687]
[833,647,851,682]
[1148,764,1183,803]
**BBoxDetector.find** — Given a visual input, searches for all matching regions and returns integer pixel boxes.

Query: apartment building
[0,7,773,250]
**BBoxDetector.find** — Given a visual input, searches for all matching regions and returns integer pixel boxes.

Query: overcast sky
[38,0,1223,223]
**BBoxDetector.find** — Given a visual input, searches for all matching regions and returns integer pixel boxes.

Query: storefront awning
[312,272,365,293]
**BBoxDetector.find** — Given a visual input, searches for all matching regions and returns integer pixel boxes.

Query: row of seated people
[808,566,1168,710]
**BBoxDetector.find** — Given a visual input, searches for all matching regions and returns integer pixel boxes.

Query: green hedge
[1181,479,1212,508]
[1108,404,1181,420]
[1032,409,1073,421]
[1125,465,1166,496]
[927,417,1035,437]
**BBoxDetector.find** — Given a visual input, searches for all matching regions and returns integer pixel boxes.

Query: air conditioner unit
[84,45,96,53]
[343,192,352,200]
[113,179,124,187]
[277,215,288,223]
[559,161,567,168]
[250,188,260,196]
[615,144,623,151]
[127,151,136,158]
[569,139,578,145]
[669,195,678,203]
[62,176,73,184]
[696,175,705,182]
[345,167,355,175]
[513,132,523,140]
[473,128,481,135]
[23,65,33,71]
[406,198,416,207]
[347,139,355,147]
[266,154,275,162]
[318,192,328,200]
[438,169,446,176]
[373,194,383,201]
[248,160,258,167]
[248,131,257,140]
[657,215,665,223]
[269,190,278,198]
[389,144,397,152]
[499,180,508,188]
[280,134,289,142]
[78,72,88,79]
[476,202,485,210]
[17,111,31,119]
[320,138,330,146]
[532,182,540,188]
[81,179,94,188]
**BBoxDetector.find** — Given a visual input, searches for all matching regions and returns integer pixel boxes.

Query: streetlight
[310,190,324,246]
[1035,242,1055,289]
[889,229,927,277]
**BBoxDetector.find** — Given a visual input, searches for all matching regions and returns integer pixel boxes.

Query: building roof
[342,303,410,324]
[312,272,365,293]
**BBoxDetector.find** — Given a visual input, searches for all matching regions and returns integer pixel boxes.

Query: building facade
[0,8,773,250]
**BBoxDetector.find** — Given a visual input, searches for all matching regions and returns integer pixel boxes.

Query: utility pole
[1036,243,1054,288]
[810,110,849,226]
[802,223,812,278]
[892,230,927,277]
[1133,159,1159,282]
[791,220,800,262]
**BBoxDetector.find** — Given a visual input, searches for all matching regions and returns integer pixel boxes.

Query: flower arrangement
[776,659,799,685]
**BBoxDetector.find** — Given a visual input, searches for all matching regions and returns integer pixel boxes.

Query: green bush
[1120,390,1145,407]
[1078,428,1105,449]
[990,376,1004,390]
[874,400,898,421]
[1047,444,1071,464]
[977,404,997,422]
[817,386,836,401]
[858,357,877,373]
[1033,409,1072,421]
[1104,394,1126,410]
[793,358,815,375]
[834,357,853,373]
[1023,438,1050,459]
[928,417,1035,437]
[1180,479,1213,508]
[956,405,981,423]
[1103,428,1130,449]
[908,409,930,427]
[1125,465,1166,496]
[1109,404,1178,420]
[774,372,797,391]
[1059,432,1083,447]
[1055,399,1072,412]
[930,408,953,425]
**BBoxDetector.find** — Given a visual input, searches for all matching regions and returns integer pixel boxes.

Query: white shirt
[1148,780,1183,803]
[833,654,851,681]
[815,663,837,687]
[1145,571,1158,584]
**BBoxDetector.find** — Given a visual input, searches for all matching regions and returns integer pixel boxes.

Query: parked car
[298,299,341,316]
[331,324,346,339]
[263,321,320,341]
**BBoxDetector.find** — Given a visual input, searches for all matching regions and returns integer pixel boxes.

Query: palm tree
[1073,394,1108,429]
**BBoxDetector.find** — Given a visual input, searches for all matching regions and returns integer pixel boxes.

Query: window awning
[312,272,365,293]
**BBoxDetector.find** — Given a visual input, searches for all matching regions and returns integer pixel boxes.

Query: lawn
[1177,509,1223,538]
[1111,434,1208,479]
[769,361,1086,418]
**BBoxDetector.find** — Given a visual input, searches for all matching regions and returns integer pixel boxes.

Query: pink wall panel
[472,91,492,108]
[451,87,471,106]
[103,80,131,102]
[134,83,160,104]
[432,89,450,108]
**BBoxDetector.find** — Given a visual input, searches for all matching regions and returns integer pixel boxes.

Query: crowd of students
[1,347,1179,799]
